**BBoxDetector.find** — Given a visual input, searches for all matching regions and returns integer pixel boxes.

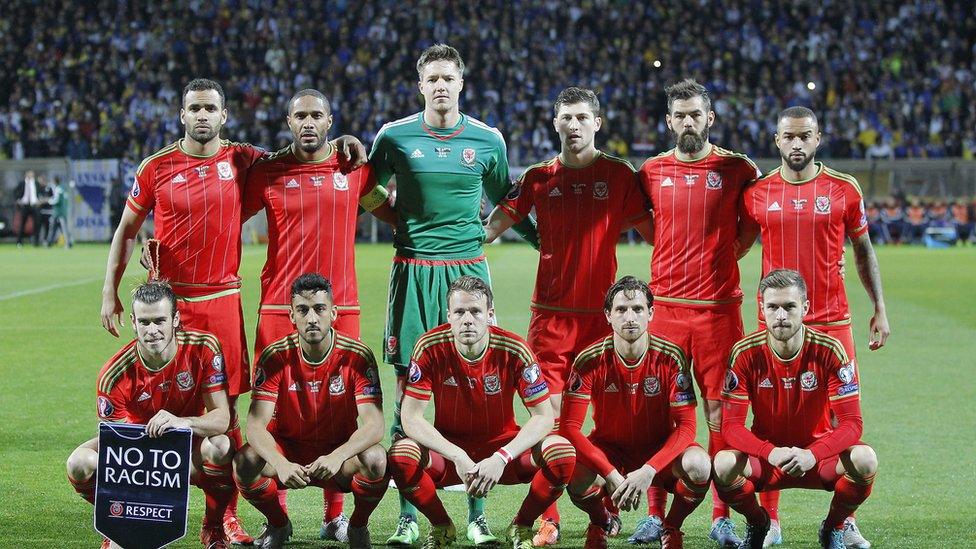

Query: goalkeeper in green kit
[369,43,539,545]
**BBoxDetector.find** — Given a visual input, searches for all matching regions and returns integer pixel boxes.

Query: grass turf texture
[0,243,973,547]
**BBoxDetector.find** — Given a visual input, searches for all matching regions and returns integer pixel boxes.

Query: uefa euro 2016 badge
[333,172,349,191]
[800,371,818,391]
[461,148,477,167]
[130,181,140,197]
[838,361,855,384]
[217,161,234,180]
[212,355,223,372]
[724,371,738,392]
[815,195,831,214]
[676,372,692,391]
[706,170,723,190]
[522,363,541,384]
[176,371,195,391]
[253,367,266,387]
[329,375,345,395]
[643,376,661,396]
[97,396,114,418]
[568,371,583,392]
[593,181,609,199]
[484,374,501,395]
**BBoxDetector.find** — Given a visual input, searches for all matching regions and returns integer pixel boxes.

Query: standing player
[67,282,235,549]
[483,86,651,545]
[242,89,395,541]
[233,274,387,549]
[738,106,889,548]
[387,276,575,549]
[561,276,711,549]
[637,79,761,546]
[714,270,878,549]
[369,44,538,545]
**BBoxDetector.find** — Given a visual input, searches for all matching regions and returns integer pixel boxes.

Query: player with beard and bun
[737,107,889,548]
[714,270,878,549]
[100,78,366,546]
[370,44,539,546]
[561,276,710,549]
[483,86,651,545]
[234,274,387,549]
[242,89,396,542]
[69,282,234,549]
[635,79,760,547]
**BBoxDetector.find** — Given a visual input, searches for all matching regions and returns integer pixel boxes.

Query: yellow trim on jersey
[98,347,139,394]
[176,330,222,355]
[411,330,453,358]
[806,330,850,364]
[780,162,825,185]
[518,157,559,182]
[647,334,689,369]
[135,143,179,177]
[257,332,301,368]
[728,332,768,366]
[558,151,603,170]
[573,337,614,369]
[713,146,760,171]
[176,288,240,302]
[359,185,390,211]
[673,143,713,163]
[823,166,864,196]
[600,151,637,172]
[655,295,743,306]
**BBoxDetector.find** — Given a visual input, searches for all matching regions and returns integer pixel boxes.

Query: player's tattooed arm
[101,206,146,337]
[852,232,890,350]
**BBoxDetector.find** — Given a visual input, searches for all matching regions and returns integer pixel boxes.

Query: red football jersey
[404,324,549,452]
[740,163,868,325]
[242,147,384,311]
[96,330,227,423]
[252,330,381,445]
[500,153,650,312]
[639,145,760,306]
[564,334,694,449]
[722,328,861,458]
[126,140,265,288]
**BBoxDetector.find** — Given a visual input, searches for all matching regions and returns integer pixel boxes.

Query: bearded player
[370,44,539,545]
[561,276,710,549]
[737,106,889,548]
[242,89,396,542]
[715,270,878,549]
[68,282,235,548]
[483,86,651,545]
[636,79,761,546]
[387,276,575,549]
[233,274,387,549]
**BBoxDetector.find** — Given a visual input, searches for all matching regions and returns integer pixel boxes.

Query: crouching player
[561,277,710,549]
[715,270,878,549]
[67,281,236,548]
[233,274,387,549]
[387,276,576,548]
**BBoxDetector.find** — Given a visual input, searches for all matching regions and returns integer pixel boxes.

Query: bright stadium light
[653,59,662,68]
[807,81,817,90]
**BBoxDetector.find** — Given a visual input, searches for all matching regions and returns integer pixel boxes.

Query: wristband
[493,448,513,464]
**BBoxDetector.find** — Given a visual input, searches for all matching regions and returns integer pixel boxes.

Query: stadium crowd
[0,0,974,165]
[866,195,976,245]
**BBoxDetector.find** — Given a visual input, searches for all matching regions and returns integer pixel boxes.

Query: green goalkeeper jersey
[370,112,537,259]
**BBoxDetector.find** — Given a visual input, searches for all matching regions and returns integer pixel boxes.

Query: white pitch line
[0,277,102,301]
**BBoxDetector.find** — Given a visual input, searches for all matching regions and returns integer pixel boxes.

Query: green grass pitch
[0,243,973,547]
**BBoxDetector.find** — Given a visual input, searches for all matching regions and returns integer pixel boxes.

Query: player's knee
[541,434,573,455]
[849,445,878,477]
[712,450,740,484]
[359,445,388,479]
[232,445,263,481]
[682,446,712,485]
[66,447,97,480]
[202,434,234,465]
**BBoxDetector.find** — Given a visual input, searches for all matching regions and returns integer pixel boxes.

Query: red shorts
[527,309,609,393]
[177,291,249,396]
[254,310,361,357]
[424,433,539,487]
[591,438,700,490]
[744,444,865,491]
[650,302,744,400]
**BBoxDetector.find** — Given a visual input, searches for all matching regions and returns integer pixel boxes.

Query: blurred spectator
[0,1,973,164]
[866,202,890,244]
[881,197,906,243]
[905,199,930,243]
[46,176,73,248]
[15,170,41,246]
[951,200,973,243]
[36,174,54,244]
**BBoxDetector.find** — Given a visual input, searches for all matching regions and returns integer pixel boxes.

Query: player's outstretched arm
[852,232,890,350]
[101,207,146,337]
[401,395,474,475]
[308,401,385,480]
[483,205,519,244]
